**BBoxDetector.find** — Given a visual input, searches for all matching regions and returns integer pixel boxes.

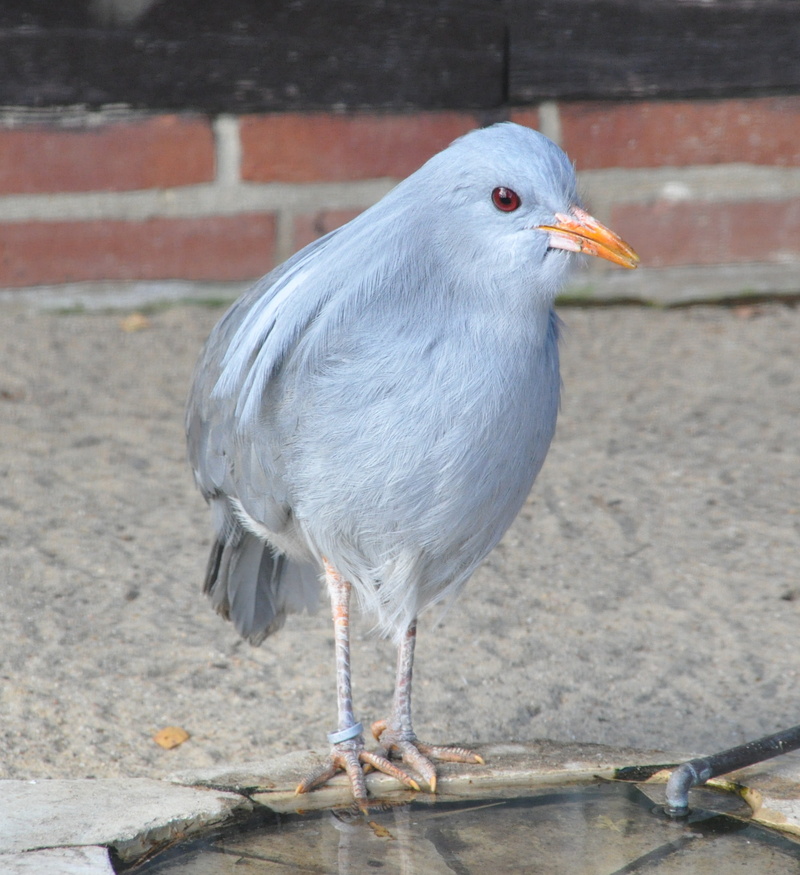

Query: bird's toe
[296,739,421,811]
[360,749,421,791]
[296,744,370,811]
[371,721,484,792]
[416,741,485,765]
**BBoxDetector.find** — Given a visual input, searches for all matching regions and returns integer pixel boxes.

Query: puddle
[127,781,800,873]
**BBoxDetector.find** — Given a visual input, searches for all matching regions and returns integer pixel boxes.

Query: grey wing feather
[186,230,341,502]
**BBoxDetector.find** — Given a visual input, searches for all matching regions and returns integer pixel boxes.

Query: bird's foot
[371,719,485,793]
[296,729,421,812]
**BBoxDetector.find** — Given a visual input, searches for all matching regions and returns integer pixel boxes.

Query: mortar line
[0,179,396,223]
[537,101,562,146]
[213,115,242,187]
[1,166,799,224]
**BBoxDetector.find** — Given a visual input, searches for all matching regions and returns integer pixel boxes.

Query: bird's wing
[186,231,342,529]
[186,235,346,642]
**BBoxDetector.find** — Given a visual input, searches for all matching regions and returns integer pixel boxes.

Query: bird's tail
[203,515,319,645]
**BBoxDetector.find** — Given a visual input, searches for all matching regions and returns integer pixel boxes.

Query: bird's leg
[371,619,484,793]
[296,562,420,810]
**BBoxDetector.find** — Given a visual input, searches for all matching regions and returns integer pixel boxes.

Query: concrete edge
[0,263,798,313]
[570,262,800,306]
[169,742,678,815]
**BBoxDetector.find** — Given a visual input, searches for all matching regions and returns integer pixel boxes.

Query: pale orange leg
[296,564,420,811]
[371,619,484,793]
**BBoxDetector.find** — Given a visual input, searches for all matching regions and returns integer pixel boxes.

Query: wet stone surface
[134,782,800,874]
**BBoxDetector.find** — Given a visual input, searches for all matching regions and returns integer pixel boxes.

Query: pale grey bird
[186,122,638,809]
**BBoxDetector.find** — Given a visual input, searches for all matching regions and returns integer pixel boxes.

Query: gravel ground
[1,300,798,781]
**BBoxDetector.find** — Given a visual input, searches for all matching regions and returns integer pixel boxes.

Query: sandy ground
[0,300,798,782]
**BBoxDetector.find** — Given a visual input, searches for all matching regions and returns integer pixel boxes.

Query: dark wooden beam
[0,1,504,112]
[0,1,798,111]
[509,0,800,101]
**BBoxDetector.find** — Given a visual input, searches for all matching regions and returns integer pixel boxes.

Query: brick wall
[1,98,799,306]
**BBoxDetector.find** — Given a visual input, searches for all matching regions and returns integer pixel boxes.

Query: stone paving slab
[724,753,800,840]
[0,847,115,875]
[0,778,250,863]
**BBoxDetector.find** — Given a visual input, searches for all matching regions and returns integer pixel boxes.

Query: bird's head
[398,123,639,304]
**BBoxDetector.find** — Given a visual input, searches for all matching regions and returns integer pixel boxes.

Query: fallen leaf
[367,821,395,839]
[154,726,190,749]
[733,304,761,320]
[120,312,151,332]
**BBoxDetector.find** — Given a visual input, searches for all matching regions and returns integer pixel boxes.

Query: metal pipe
[665,723,800,817]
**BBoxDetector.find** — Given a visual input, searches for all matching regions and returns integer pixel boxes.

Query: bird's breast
[272,302,560,570]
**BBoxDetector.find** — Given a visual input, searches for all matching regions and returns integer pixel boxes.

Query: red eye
[492,186,521,212]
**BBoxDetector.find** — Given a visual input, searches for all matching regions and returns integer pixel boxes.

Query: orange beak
[537,206,640,269]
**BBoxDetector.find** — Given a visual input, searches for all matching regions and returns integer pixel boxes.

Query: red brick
[560,97,800,169]
[240,112,481,183]
[0,115,215,194]
[0,214,276,286]
[611,198,800,267]
[292,207,364,253]
[507,108,541,131]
